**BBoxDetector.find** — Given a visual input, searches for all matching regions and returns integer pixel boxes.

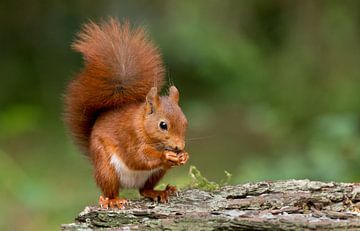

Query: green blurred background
[1,0,360,230]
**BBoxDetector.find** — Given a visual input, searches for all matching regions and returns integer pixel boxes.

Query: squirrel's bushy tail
[64,18,164,152]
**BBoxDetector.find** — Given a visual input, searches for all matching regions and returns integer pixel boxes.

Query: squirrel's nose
[174,141,185,152]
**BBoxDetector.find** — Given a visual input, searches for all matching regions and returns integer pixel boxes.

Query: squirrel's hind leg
[91,136,127,209]
[95,162,128,209]
[139,170,177,203]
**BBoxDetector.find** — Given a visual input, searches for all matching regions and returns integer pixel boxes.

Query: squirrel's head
[143,86,188,152]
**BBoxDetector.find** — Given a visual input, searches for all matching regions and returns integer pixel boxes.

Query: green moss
[188,166,232,191]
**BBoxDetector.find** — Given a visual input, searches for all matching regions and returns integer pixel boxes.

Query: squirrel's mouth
[164,146,182,154]
[153,143,182,154]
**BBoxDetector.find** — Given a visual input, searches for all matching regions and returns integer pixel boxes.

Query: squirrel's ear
[145,87,159,114]
[169,86,179,104]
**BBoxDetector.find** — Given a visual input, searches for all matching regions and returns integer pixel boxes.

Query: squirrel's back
[64,18,164,152]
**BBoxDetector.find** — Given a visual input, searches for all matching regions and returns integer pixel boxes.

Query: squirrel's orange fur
[64,18,188,208]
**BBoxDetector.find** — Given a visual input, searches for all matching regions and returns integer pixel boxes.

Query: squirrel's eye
[159,121,168,131]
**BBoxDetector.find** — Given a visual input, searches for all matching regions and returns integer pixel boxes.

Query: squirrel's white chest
[110,154,161,188]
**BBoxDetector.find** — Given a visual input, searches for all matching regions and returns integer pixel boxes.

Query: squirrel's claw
[178,152,189,165]
[164,151,189,166]
[143,190,169,203]
[109,198,128,209]
[140,185,178,203]
[164,151,179,163]
[164,151,180,167]
[99,196,127,209]
[99,196,109,209]
[165,184,177,195]
[158,191,169,203]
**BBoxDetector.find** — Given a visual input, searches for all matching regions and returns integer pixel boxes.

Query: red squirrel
[64,18,189,209]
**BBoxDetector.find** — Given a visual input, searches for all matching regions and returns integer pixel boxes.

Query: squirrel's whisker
[186,135,215,141]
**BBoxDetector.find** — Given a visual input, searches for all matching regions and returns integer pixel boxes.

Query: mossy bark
[61,179,360,230]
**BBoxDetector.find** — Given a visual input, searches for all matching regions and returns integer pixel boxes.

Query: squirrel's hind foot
[140,185,177,203]
[99,196,128,209]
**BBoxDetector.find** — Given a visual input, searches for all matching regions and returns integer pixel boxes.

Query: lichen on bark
[61,179,360,230]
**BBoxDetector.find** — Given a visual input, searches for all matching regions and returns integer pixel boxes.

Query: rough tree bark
[61,179,360,230]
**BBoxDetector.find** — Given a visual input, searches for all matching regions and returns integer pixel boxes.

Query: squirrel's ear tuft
[146,87,159,114]
[169,86,179,104]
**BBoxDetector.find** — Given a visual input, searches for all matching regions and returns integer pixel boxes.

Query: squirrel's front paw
[164,151,180,167]
[177,151,189,165]
[163,150,189,167]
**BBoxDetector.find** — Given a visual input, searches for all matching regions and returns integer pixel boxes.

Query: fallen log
[61,179,360,230]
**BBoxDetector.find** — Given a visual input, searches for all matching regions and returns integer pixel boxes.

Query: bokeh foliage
[0,0,360,230]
